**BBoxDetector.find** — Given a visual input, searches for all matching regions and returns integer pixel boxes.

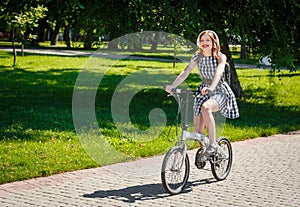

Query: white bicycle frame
[172,88,228,159]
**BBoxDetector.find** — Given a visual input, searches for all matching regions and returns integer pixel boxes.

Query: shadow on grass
[233,101,299,133]
[0,66,299,142]
[0,67,111,139]
[0,67,176,141]
[187,72,300,136]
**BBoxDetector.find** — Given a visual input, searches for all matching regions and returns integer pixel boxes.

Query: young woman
[165,30,239,154]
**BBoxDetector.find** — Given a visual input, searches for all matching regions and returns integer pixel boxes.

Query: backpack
[223,62,231,85]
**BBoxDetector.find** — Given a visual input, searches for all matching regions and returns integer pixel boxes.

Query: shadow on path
[83,177,216,203]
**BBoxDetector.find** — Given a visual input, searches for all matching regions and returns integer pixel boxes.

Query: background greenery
[0,50,299,184]
[1,1,299,100]
[1,0,299,68]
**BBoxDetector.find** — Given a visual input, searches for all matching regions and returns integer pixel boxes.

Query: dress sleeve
[192,51,203,63]
[192,53,199,62]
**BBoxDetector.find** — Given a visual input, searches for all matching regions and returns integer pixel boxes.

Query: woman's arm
[208,53,227,91]
[165,57,196,93]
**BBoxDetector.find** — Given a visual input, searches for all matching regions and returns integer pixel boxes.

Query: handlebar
[164,86,199,94]
[171,88,198,94]
[164,86,211,95]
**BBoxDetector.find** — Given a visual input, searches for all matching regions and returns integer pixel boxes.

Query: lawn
[0,50,299,184]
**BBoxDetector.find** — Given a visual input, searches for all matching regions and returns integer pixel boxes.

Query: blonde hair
[196,30,221,58]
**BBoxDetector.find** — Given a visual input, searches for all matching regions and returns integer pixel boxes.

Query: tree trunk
[21,44,24,57]
[63,25,71,49]
[50,24,60,45]
[173,56,176,68]
[83,35,92,50]
[220,31,245,98]
[133,37,142,51]
[12,27,16,66]
[240,43,247,59]
[151,32,158,51]
[107,41,118,50]
[37,18,47,42]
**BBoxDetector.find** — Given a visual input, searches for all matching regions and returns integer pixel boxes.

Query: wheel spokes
[211,138,232,180]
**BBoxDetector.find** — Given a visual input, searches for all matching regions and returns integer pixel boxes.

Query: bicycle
[161,88,233,195]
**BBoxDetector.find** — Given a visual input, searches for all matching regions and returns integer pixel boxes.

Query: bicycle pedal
[195,154,207,169]
[195,160,206,169]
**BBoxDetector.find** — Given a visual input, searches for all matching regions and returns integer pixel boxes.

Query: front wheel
[211,137,233,181]
[161,146,190,195]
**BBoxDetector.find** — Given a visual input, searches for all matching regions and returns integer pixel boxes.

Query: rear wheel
[211,137,233,180]
[161,146,190,195]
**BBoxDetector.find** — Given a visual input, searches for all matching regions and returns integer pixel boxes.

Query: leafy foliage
[12,5,47,44]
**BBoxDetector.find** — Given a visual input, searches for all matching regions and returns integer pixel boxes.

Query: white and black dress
[193,53,239,119]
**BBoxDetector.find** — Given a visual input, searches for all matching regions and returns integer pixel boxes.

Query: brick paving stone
[0,132,299,207]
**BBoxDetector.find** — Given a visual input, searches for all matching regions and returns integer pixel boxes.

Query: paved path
[0,47,261,68]
[0,132,299,207]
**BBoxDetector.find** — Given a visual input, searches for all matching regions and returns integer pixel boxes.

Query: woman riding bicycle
[165,30,239,155]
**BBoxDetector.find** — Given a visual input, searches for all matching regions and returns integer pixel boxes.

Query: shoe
[205,145,216,157]
[198,153,207,162]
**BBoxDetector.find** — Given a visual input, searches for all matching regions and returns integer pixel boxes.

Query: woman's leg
[201,99,219,145]
[194,115,205,134]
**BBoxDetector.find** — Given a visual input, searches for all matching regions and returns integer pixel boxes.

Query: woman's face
[199,34,213,52]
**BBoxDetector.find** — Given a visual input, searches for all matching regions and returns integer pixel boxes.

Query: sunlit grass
[0,50,299,184]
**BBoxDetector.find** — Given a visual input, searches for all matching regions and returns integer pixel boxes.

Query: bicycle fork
[172,141,187,171]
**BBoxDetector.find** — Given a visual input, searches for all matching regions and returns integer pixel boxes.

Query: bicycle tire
[210,137,233,181]
[161,146,190,195]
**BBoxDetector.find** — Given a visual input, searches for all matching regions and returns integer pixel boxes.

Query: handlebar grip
[163,86,181,93]
[165,87,204,94]
[171,88,183,93]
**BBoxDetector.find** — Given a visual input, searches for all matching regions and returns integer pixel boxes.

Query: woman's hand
[201,86,213,95]
[165,85,174,93]
[201,86,209,95]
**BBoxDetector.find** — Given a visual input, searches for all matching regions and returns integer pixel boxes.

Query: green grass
[223,69,300,139]
[0,50,299,184]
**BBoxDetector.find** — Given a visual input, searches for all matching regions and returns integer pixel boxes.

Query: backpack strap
[224,62,231,85]
[217,55,231,85]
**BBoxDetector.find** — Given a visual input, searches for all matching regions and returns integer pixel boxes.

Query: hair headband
[197,30,220,47]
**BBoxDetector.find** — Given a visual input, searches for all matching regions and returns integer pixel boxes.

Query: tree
[0,1,47,65]
[252,0,299,70]
[125,0,244,97]
[178,0,246,97]
[0,0,24,64]
[45,0,79,47]
[12,5,47,57]
[227,0,299,70]
[2,0,298,83]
